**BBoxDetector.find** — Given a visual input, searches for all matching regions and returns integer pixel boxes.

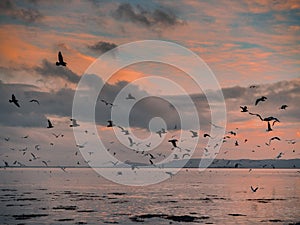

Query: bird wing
[12,94,16,101]
[255,98,261,105]
[58,51,64,63]
[48,119,53,127]
[14,101,20,107]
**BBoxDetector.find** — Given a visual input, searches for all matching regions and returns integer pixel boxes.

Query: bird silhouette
[268,136,281,145]
[251,186,258,192]
[9,94,20,107]
[168,139,178,148]
[240,106,248,112]
[190,130,198,138]
[228,131,237,136]
[235,140,239,146]
[280,104,288,110]
[70,119,80,127]
[107,120,114,127]
[203,133,211,138]
[276,152,284,159]
[47,119,54,128]
[29,99,39,105]
[249,85,257,88]
[56,51,67,66]
[255,96,267,105]
[125,93,136,100]
[128,137,136,147]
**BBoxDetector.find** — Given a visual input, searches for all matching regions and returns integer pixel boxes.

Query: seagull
[276,152,284,159]
[31,152,39,160]
[52,133,62,138]
[145,142,151,148]
[34,145,40,150]
[249,85,257,88]
[22,135,29,139]
[4,137,9,141]
[56,51,67,66]
[228,131,237,136]
[182,153,190,158]
[42,161,48,166]
[70,118,80,127]
[60,167,67,172]
[3,160,9,167]
[9,94,20,107]
[190,130,198,138]
[117,126,129,135]
[168,139,178,148]
[47,119,54,128]
[128,137,136,147]
[240,106,248,112]
[107,120,114,127]
[203,133,211,138]
[251,186,258,192]
[280,104,288,110]
[165,171,175,178]
[255,96,267,105]
[235,140,239,146]
[29,99,39,105]
[268,136,281,145]
[100,99,115,107]
[125,93,136,100]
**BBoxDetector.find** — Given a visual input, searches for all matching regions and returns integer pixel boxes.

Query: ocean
[0,168,299,224]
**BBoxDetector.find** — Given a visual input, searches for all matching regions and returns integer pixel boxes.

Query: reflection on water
[0,168,299,224]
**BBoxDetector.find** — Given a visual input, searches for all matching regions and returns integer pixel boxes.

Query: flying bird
[203,133,211,138]
[276,152,284,159]
[255,96,267,105]
[268,136,281,145]
[190,130,198,138]
[280,104,288,110]
[35,145,40,150]
[251,186,258,192]
[168,139,178,148]
[9,94,20,107]
[165,171,175,178]
[56,51,67,66]
[52,133,62,138]
[240,106,248,112]
[42,161,48,166]
[249,85,257,88]
[107,120,114,127]
[29,99,39,105]
[125,93,136,100]
[128,137,136,147]
[70,118,80,127]
[47,119,54,128]
[228,131,237,136]
[100,99,115,107]
[235,140,239,146]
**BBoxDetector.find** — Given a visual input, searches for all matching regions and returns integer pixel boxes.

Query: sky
[0,0,299,167]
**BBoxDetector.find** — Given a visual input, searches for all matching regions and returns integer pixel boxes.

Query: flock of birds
[2,51,299,191]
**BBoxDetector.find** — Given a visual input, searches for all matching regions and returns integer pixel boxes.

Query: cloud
[35,59,80,84]
[0,0,43,23]
[88,41,117,53]
[112,3,185,28]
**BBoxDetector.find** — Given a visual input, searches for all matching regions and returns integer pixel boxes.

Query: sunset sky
[0,0,299,167]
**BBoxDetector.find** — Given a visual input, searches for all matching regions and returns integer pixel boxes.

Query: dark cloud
[88,41,118,53]
[0,0,43,23]
[35,60,80,84]
[112,3,184,28]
